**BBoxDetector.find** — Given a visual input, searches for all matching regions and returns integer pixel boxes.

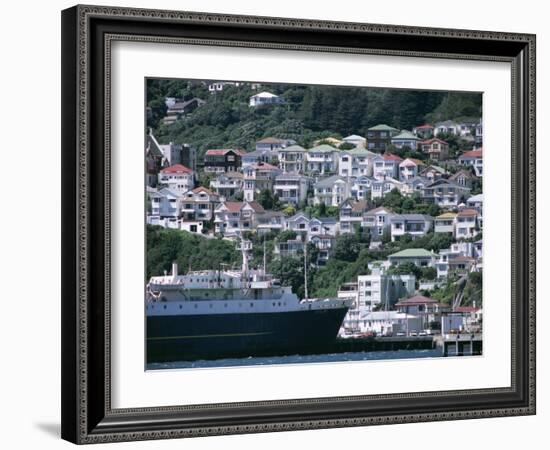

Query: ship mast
[263,238,266,277]
[304,238,309,300]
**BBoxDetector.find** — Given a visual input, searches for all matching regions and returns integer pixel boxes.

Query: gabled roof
[457,208,478,217]
[368,124,399,132]
[392,214,433,222]
[436,212,457,219]
[278,144,307,152]
[449,169,474,180]
[391,130,419,140]
[257,137,285,144]
[343,134,366,141]
[467,194,483,203]
[420,165,448,174]
[381,153,403,162]
[287,212,310,223]
[389,248,436,258]
[365,206,394,216]
[315,175,348,188]
[414,124,434,129]
[248,162,280,171]
[454,306,481,313]
[420,138,448,146]
[191,186,217,196]
[221,201,265,213]
[400,158,425,167]
[251,91,279,98]
[205,148,244,156]
[160,164,193,174]
[459,149,483,159]
[308,144,337,153]
[425,179,471,190]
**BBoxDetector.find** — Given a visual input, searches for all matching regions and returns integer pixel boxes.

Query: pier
[334,336,435,353]
[434,333,483,356]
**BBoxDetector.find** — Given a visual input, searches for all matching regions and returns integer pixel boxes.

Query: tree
[282,204,296,216]
[388,262,422,280]
[421,267,437,281]
[333,234,362,262]
[257,189,280,210]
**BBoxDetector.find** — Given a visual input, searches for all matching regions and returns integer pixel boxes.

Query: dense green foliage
[373,189,441,216]
[147,79,482,160]
[146,225,240,279]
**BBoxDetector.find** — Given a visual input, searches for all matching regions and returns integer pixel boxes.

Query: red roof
[454,306,480,313]
[420,138,448,145]
[460,149,483,159]
[160,164,193,174]
[251,162,280,171]
[257,137,284,144]
[205,149,245,156]
[457,208,478,217]
[415,124,434,129]
[222,201,265,213]
[192,186,216,196]
[401,158,425,166]
[382,153,403,162]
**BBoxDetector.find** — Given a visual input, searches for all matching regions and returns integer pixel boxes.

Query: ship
[146,239,352,363]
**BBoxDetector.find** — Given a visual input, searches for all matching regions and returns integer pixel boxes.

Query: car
[409,331,418,337]
[396,332,406,337]
[418,331,428,336]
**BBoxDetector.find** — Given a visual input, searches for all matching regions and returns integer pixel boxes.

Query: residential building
[339,200,370,234]
[413,124,434,139]
[395,295,448,330]
[204,149,244,173]
[372,153,403,179]
[458,148,483,176]
[357,266,416,311]
[366,124,400,152]
[390,214,433,242]
[466,193,483,212]
[249,91,284,107]
[208,81,240,92]
[370,178,403,200]
[148,188,181,219]
[419,165,448,183]
[243,162,282,201]
[342,134,367,148]
[278,145,307,173]
[419,138,450,160]
[241,149,278,167]
[273,173,311,205]
[455,209,479,239]
[362,207,395,239]
[435,242,479,278]
[448,255,476,275]
[255,137,295,152]
[401,176,430,195]
[274,237,305,258]
[475,121,483,148]
[162,97,204,125]
[388,248,436,267]
[308,217,339,239]
[209,172,243,200]
[338,148,375,177]
[213,201,265,236]
[456,118,480,137]
[313,175,352,207]
[434,212,457,234]
[158,164,195,194]
[306,144,339,175]
[422,179,471,208]
[256,211,286,234]
[285,213,310,233]
[449,169,475,188]
[391,130,420,149]
[356,311,422,337]
[148,131,197,172]
[350,176,376,201]
[179,186,220,222]
[145,132,165,187]
[310,234,336,265]
[434,120,459,136]
[399,158,426,181]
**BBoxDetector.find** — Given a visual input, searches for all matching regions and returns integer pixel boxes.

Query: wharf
[334,336,434,353]
[433,333,483,356]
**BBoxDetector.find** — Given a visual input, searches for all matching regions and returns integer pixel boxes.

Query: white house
[278,145,307,173]
[339,200,370,234]
[434,212,457,234]
[370,178,404,200]
[357,311,422,336]
[455,208,479,239]
[209,171,243,200]
[158,164,195,194]
[148,188,181,219]
[434,120,459,136]
[466,193,483,212]
[243,162,282,201]
[350,176,376,201]
[422,179,471,208]
[249,91,284,107]
[213,201,265,236]
[399,158,426,181]
[273,173,311,205]
[338,148,375,177]
[308,217,339,239]
[306,144,339,175]
[313,175,352,207]
[372,153,403,180]
[390,214,433,242]
[342,134,367,148]
[361,206,396,240]
[285,213,311,234]
[458,148,483,176]
[179,186,220,222]
[388,248,436,268]
[357,266,416,311]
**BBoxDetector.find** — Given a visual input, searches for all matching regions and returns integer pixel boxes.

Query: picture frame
[61,4,536,444]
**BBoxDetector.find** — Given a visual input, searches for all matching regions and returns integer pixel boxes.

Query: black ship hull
[147,307,349,363]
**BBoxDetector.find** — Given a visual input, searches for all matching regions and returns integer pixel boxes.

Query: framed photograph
[61,4,536,444]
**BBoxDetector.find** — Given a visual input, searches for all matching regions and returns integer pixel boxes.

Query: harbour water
[146,348,442,370]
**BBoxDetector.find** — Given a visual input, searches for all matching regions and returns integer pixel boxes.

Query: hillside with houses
[145,80,483,337]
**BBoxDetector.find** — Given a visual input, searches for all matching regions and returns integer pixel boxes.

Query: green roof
[308,144,337,153]
[344,147,377,156]
[368,124,399,132]
[279,144,306,152]
[391,130,419,140]
[389,248,436,258]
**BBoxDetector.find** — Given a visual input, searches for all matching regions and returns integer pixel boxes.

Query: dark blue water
[146,349,442,370]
